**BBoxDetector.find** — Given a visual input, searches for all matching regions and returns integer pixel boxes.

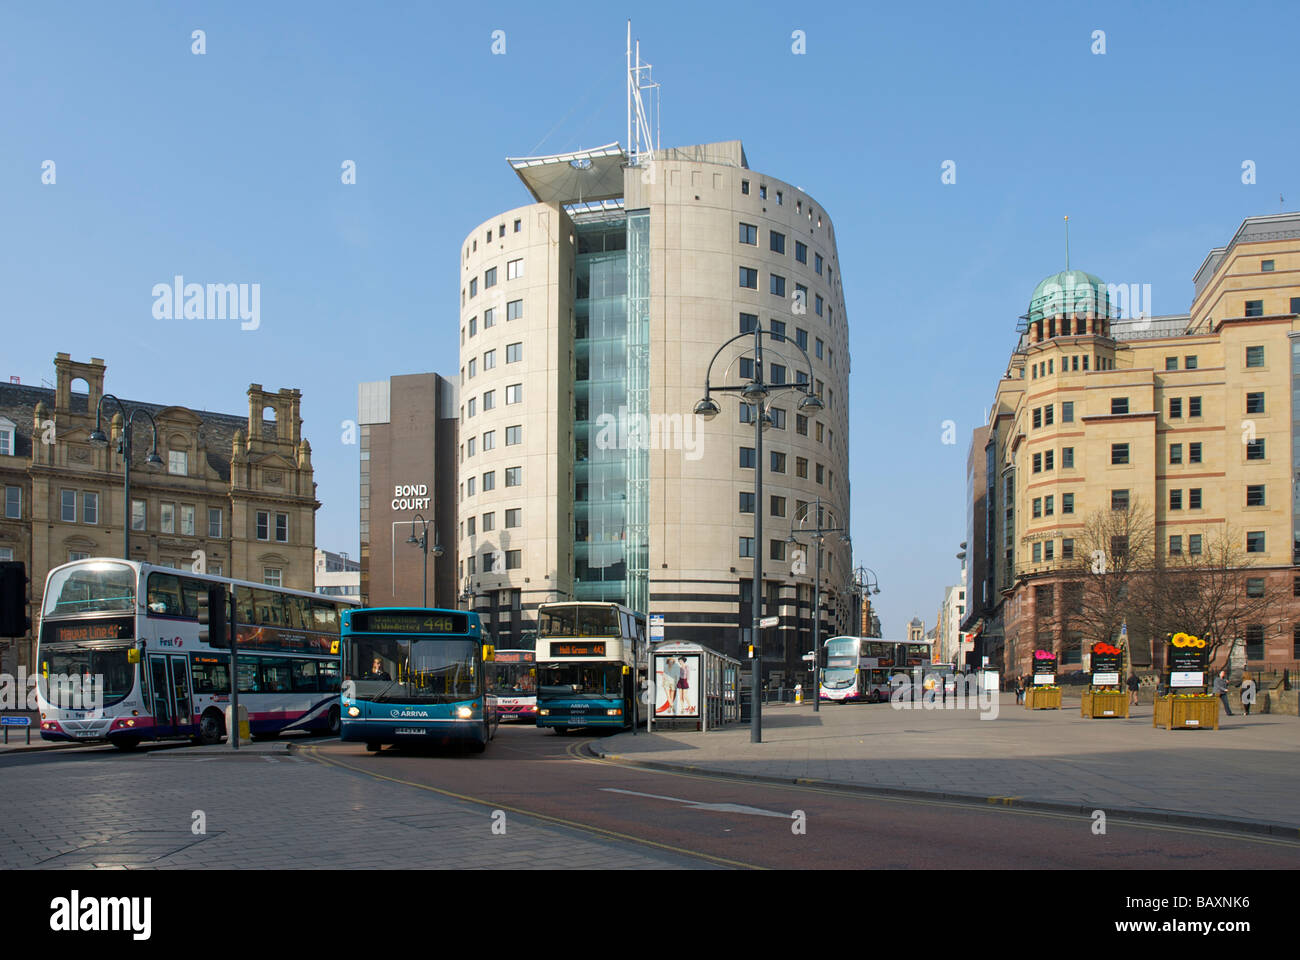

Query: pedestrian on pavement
[1213,670,1233,715]
[1240,673,1256,717]
[1014,675,1023,704]
[1127,672,1141,706]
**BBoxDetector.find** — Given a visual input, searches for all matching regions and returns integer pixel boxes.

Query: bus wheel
[365,742,381,753]
[325,705,341,736]
[113,738,140,752]
[554,727,568,735]
[197,710,226,746]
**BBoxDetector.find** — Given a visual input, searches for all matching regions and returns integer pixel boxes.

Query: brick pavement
[0,747,713,869]
[594,694,1300,832]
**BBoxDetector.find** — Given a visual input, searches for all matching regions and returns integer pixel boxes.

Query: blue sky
[3,0,1297,634]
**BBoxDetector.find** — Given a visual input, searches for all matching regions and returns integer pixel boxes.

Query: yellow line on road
[302,745,762,870]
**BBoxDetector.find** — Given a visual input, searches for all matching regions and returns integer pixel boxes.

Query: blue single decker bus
[339,607,498,753]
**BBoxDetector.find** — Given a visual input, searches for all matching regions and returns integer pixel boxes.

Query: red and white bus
[820,637,936,703]
[488,649,537,722]
[35,558,355,749]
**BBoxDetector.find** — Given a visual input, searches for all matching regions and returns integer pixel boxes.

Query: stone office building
[0,353,318,671]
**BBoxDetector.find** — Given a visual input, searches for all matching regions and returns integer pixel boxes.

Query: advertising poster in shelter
[655,653,699,717]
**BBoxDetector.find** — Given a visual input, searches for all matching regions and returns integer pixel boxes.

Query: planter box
[1081,689,1129,718]
[1153,695,1219,730]
[1025,687,1061,710]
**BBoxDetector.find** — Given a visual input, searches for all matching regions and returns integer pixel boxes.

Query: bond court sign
[392,483,431,512]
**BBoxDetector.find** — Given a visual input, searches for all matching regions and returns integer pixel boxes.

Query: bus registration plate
[394,728,427,735]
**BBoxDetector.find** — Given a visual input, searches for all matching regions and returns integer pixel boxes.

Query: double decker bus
[339,607,499,753]
[36,558,353,749]
[534,601,646,732]
[488,649,537,722]
[820,637,936,703]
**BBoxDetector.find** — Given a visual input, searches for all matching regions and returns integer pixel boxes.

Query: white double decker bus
[820,637,936,703]
[36,558,354,749]
[534,601,647,732]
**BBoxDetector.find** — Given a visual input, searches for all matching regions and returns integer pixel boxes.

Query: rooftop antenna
[626,20,659,169]
[1064,215,1070,271]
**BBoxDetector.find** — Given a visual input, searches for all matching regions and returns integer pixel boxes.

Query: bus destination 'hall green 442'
[339,608,499,753]
[534,601,647,732]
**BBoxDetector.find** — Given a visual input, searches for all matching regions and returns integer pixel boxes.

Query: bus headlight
[457,706,473,719]
[538,709,550,716]
[347,706,360,717]
[606,708,622,716]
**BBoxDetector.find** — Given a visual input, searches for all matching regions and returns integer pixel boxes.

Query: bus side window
[146,573,182,616]
[319,661,340,693]
[311,600,339,633]
[291,659,318,692]
[180,578,203,619]
[235,589,255,627]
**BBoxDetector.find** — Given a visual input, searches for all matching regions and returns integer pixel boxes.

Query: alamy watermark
[1,669,104,710]
[890,669,999,719]
[151,275,260,330]
[594,406,705,460]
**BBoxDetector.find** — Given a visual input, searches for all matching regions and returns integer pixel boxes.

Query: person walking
[1127,672,1141,706]
[1213,670,1233,716]
[1240,673,1257,717]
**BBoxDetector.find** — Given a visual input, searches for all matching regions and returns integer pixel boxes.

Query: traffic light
[197,585,228,647]
[0,561,30,638]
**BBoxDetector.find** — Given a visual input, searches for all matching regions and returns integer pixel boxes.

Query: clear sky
[3,0,1297,635]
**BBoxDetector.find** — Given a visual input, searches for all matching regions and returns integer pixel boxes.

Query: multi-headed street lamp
[852,565,882,635]
[695,324,823,744]
[786,496,850,713]
[405,513,443,608]
[87,394,163,559]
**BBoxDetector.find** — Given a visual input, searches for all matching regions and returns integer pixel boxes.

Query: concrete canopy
[507,143,627,206]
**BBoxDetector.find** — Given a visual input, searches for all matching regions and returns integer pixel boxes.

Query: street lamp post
[87,394,163,559]
[852,565,882,636]
[405,513,443,608]
[787,496,850,714]
[695,324,823,744]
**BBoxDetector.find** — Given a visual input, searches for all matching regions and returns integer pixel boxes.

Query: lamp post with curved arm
[786,496,850,713]
[405,513,443,608]
[851,565,882,635]
[87,394,164,559]
[694,325,823,744]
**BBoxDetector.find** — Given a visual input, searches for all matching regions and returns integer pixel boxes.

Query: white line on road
[601,787,794,819]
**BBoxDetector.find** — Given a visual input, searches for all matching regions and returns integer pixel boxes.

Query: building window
[208,508,223,538]
[770,495,786,517]
[162,502,176,534]
[1111,443,1129,465]
[1246,392,1264,414]
[815,463,824,484]
[506,258,523,280]
[1189,442,1202,463]
[468,359,477,380]
[506,550,521,570]
[1245,345,1265,367]
[482,390,495,411]
[484,267,498,288]
[482,512,495,532]
[1246,484,1265,507]
[1032,453,1042,474]
[770,274,786,297]
[1111,397,1128,415]
[739,267,758,289]
[68,551,89,562]
[741,179,750,195]
[513,219,521,233]
[739,447,756,469]
[1061,401,1073,423]
[275,513,288,542]
[0,424,12,457]
[264,567,282,587]
[795,241,807,264]
[1188,534,1202,556]
[130,498,145,530]
[1044,495,1054,516]
[1032,408,1042,429]
[769,319,786,341]
[1165,356,1178,371]
[61,489,76,522]
[507,299,523,321]
[739,537,755,558]
[1246,531,1265,554]
[1261,259,1275,273]
[759,185,767,199]
[1032,498,1042,519]
[1062,538,1074,560]
[506,384,522,405]
[739,492,755,513]
[1044,541,1055,561]
[1185,356,1198,369]
[739,222,757,245]
[1111,489,1129,511]
[770,451,786,473]
[815,294,824,317]
[82,492,98,525]
[467,398,476,418]
[1062,447,1074,468]
[769,231,785,254]
[796,457,808,479]
[1169,489,1182,511]
[483,349,496,371]
[482,471,496,492]
[468,316,477,338]
[506,425,522,446]
[483,430,495,451]
[3,486,19,519]
[466,477,476,497]
[1188,396,1202,418]
[484,307,495,329]
[1246,577,1265,598]
[505,467,522,487]
[1032,542,1042,563]
[469,277,478,298]
[1169,535,1182,556]
[1044,404,1054,426]
[1244,301,1263,319]
[1246,439,1265,460]
[1189,488,1202,509]
[1062,493,1074,514]
[505,509,521,528]
[814,252,823,275]
[769,539,786,562]
[739,312,758,334]
[1169,443,1182,464]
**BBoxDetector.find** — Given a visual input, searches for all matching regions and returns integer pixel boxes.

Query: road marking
[301,745,762,870]
[600,787,794,819]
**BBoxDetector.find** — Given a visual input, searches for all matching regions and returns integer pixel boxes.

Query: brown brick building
[0,353,318,671]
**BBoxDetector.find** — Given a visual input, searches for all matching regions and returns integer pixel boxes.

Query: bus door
[148,654,194,735]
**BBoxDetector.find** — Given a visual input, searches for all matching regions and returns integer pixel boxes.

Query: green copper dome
[1027,270,1109,323]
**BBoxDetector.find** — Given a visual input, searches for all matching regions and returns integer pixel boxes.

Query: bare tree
[1146,526,1287,672]
[1051,499,1157,663]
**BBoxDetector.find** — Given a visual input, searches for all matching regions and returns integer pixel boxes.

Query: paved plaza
[0,745,708,870]
[595,695,1300,833]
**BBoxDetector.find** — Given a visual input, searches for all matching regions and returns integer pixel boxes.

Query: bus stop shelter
[648,640,741,732]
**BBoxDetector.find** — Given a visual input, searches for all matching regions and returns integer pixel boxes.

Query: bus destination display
[550,642,606,657]
[352,612,468,635]
[43,617,134,644]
